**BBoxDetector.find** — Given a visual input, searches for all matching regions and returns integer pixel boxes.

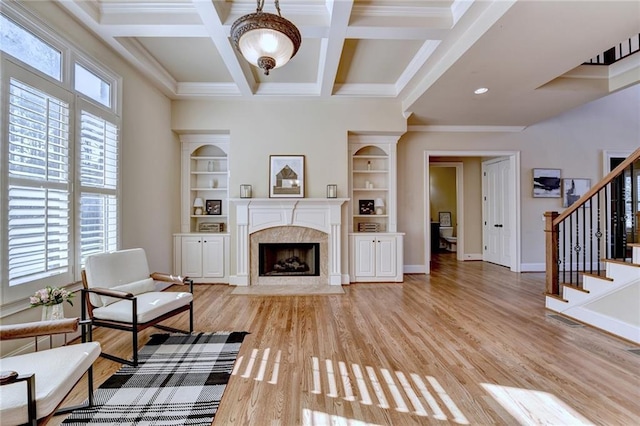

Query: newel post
[544,211,559,295]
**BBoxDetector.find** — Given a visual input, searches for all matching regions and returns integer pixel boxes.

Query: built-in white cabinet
[173,234,229,283]
[350,234,403,281]
[349,134,404,282]
[174,134,230,283]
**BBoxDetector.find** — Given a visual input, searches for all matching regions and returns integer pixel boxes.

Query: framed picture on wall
[562,178,591,208]
[533,168,561,198]
[270,155,305,198]
[439,211,452,227]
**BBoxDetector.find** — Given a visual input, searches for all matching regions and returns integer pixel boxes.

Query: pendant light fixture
[230,0,301,75]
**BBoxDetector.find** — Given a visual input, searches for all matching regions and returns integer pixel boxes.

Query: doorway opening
[424,151,521,275]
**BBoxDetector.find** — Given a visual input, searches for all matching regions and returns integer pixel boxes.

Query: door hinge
[484,245,487,250]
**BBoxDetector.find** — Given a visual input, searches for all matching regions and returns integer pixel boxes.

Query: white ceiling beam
[94,25,210,38]
[191,0,255,96]
[345,27,449,41]
[318,0,353,97]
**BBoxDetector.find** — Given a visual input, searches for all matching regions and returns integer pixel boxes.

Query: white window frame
[0,2,122,312]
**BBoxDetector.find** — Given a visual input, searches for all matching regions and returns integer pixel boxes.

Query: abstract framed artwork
[269,155,305,198]
[563,178,591,208]
[532,168,561,198]
[359,199,375,215]
[205,199,222,215]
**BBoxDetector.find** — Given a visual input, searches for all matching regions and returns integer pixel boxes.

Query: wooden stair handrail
[553,147,640,225]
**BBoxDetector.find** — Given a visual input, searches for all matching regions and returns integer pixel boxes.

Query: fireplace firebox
[259,243,320,277]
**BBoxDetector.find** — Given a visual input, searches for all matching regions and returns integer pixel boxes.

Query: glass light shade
[231,9,301,75]
[238,28,295,70]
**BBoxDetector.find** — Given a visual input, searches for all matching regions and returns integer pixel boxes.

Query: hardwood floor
[52,254,639,425]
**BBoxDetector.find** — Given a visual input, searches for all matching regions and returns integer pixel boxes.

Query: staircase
[544,148,640,343]
[546,244,640,343]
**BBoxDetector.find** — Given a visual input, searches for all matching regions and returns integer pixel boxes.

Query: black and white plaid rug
[63,332,248,425]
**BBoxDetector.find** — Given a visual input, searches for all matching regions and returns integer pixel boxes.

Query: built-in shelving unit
[348,134,404,282]
[174,134,230,283]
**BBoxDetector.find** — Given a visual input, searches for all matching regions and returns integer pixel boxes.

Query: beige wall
[398,84,639,270]
[172,98,407,276]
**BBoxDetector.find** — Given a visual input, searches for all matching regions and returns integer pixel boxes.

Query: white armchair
[0,318,100,426]
[81,248,194,366]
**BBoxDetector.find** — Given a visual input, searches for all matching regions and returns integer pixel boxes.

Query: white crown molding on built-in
[408,125,526,133]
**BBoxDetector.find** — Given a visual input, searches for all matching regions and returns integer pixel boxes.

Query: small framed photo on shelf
[439,211,452,227]
[533,168,561,198]
[563,178,591,208]
[270,155,305,198]
[205,199,222,215]
[359,199,375,215]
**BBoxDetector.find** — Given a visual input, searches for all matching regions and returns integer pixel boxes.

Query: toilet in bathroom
[439,226,457,252]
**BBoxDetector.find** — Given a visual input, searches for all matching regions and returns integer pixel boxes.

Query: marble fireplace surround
[231,198,347,286]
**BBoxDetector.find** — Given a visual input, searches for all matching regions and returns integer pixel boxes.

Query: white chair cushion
[0,342,100,426]
[84,248,151,308]
[92,291,193,324]
[100,278,156,307]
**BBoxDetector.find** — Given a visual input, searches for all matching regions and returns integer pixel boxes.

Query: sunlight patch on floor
[482,383,594,425]
[232,350,470,423]
[311,357,469,423]
[302,409,382,426]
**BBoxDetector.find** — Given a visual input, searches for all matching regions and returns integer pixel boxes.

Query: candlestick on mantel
[327,184,337,198]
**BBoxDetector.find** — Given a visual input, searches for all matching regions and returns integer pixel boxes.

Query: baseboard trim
[521,263,546,272]
[404,265,425,274]
[464,253,483,261]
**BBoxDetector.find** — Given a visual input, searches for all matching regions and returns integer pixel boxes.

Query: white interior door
[483,158,511,267]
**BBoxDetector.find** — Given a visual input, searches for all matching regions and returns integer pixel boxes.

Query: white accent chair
[81,248,194,366]
[0,318,100,426]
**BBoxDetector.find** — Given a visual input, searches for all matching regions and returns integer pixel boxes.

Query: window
[1,4,120,306]
[75,63,112,108]
[79,109,119,264]
[0,14,62,80]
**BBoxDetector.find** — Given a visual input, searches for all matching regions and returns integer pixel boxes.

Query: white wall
[398,84,639,270]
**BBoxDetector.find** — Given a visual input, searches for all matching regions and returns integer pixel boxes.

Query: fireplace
[250,226,327,285]
[259,243,320,277]
[231,198,347,286]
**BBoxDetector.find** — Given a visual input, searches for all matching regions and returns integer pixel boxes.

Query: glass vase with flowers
[30,286,74,321]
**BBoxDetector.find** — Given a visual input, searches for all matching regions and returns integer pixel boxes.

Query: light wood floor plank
[50,254,639,425]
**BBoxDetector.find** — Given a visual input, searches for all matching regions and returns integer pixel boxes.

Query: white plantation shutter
[1,7,121,306]
[7,78,71,286]
[79,109,119,264]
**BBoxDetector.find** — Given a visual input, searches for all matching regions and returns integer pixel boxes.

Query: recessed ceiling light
[474,87,489,95]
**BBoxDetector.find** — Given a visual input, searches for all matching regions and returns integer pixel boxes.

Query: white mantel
[230,198,348,286]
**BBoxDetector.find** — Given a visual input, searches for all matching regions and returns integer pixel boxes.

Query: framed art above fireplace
[270,155,305,198]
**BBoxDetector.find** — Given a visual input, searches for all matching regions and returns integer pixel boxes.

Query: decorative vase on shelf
[42,303,65,321]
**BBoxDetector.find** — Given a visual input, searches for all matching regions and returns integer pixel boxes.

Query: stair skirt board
[627,348,640,356]
[565,306,640,344]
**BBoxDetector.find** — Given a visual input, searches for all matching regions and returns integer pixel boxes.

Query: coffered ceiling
[54,0,640,126]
